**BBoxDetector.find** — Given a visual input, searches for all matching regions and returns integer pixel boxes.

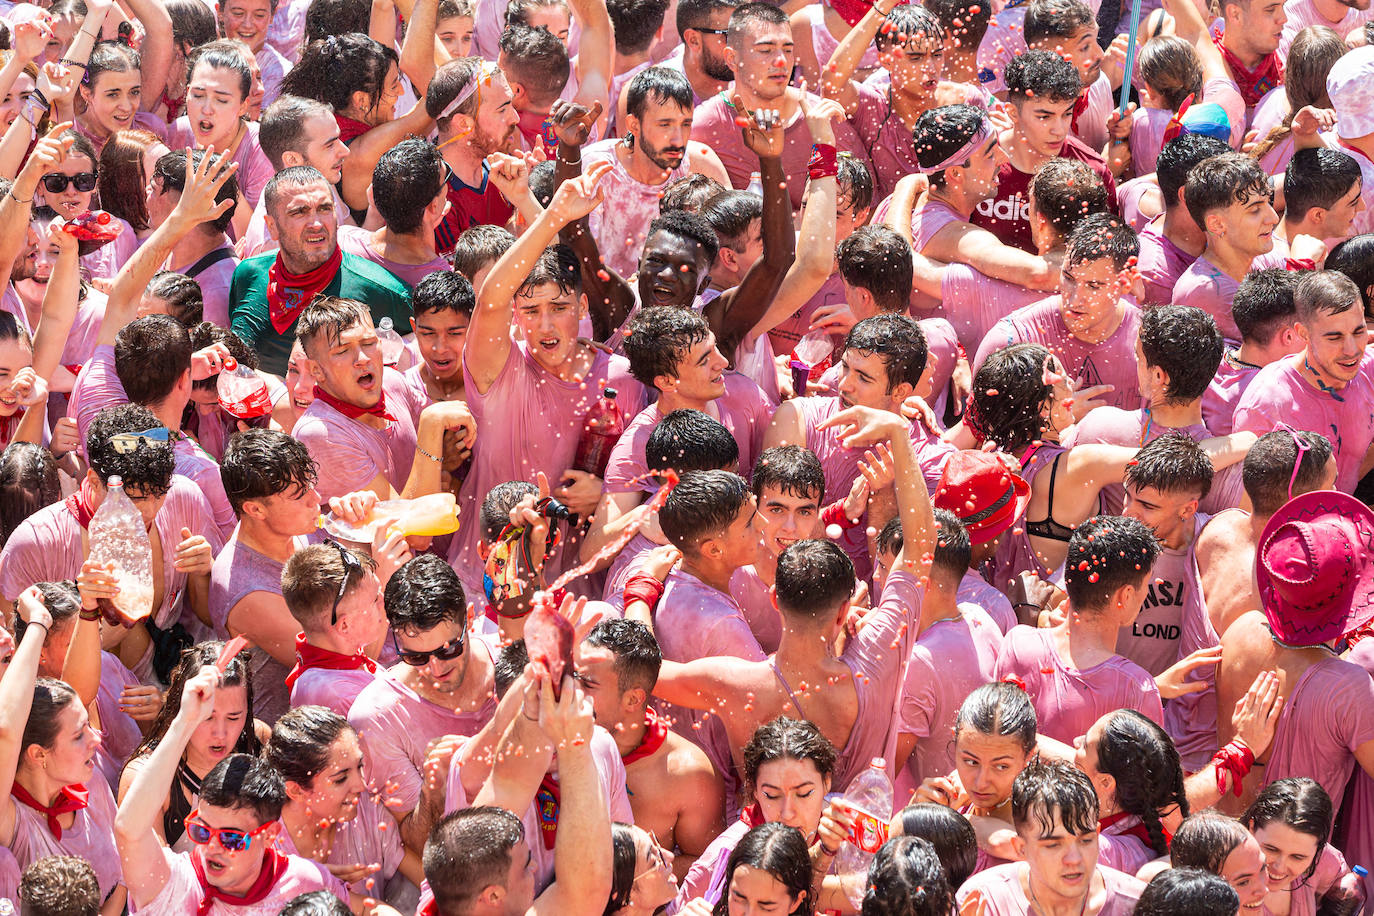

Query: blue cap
[1179,102,1233,144]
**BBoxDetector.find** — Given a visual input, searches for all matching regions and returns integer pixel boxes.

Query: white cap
[1328,46,1374,140]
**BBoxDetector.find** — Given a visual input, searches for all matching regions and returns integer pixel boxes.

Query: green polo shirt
[228,249,413,375]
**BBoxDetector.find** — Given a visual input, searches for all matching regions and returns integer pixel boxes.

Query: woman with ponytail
[1248,27,1345,174]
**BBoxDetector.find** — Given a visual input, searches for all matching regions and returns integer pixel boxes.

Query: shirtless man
[575,619,725,877]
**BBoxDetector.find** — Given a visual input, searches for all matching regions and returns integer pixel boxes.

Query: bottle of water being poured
[87,476,155,626]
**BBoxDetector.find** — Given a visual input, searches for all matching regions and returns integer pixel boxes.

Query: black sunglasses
[325,539,362,626]
[392,631,465,667]
[42,172,98,194]
[690,25,728,34]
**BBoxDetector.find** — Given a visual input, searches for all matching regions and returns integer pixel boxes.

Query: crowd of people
[0,0,1365,910]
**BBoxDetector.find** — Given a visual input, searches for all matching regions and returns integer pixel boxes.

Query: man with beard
[228,167,413,375]
[662,0,736,105]
[579,68,730,280]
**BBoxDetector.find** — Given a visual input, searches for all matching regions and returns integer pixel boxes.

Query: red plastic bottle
[573,388,624,478]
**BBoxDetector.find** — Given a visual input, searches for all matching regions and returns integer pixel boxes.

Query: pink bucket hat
[1257,490,1374,646]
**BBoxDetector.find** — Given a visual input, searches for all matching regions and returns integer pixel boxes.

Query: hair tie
[116,21,133,46]
[1001,674,1028,692]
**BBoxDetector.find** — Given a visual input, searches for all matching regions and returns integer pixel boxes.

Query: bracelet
[623,573,666,613]
[417,445,441,463]
[1014,602,1040,611]
[27,620,49,636]
[80,608,101,621]
[821,500,861,530]
[1211,738,1255,797]
[59,59,88,70]
[807,143,838,181]
[30,88,48,109]
[7,188,31,204]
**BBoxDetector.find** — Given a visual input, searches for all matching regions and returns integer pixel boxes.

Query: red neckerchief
[419,902,439,916]
[311,384,397,423]
[10,781,87,838]
[1070,92,1090,135]
[64,477,98,529]
[740,803,765,828]
[621,709,669,766]
[336,114,371,145]
[1210,26,1282,107]
[1099,810,1170,849]
[265,246,342,334]
[284,633,377,690]
[192,846,287,916]
[160,88,184,121]
[1339,138,1374,167]
[535,774,560,850]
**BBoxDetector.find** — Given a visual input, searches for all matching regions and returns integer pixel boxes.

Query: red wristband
[624,574,666,612]
[808,144,838,181]
[1211,738,1255,797]
[1285,258,1317,271]
[821,500,861,530]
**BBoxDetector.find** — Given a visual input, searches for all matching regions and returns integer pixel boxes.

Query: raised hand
[818,404,907,449]
[169,146,239,227]
[799,92,845,147]
[76,558,119,611]
[5,367,47,409]
[13,19,52,62]
[37,61,79,112]
[550,98,603,148]
[486,150,537,203]
[1154,645,1223,699]
[178,664,220,726]
[736,97,786,159]
[547,158,612,223]
[1232,669,1283,759]
[15,584,53,631]
[19,122,75,180]
[174,527,214,575]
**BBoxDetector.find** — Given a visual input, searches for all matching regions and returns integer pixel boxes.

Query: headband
[917,120,993,175]
[439,61,499,121]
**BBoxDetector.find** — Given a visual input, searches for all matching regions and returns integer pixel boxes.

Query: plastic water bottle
[377,317,406,367]
[573,388,624,478]
[789,328,834,396]
[746,171,763,196]
[835,758,894,908]
[216,357,273,420]
[87,476,155,626]
[1318,866,1368,916]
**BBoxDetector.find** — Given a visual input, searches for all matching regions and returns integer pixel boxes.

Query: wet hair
[895,803,978,888]
[441,0,475,17]
[659,469,752,554]
[1011,758,1099,839]
[626,66,693,121]
[1242,429,1334,516]
[200,753,287,827]
[913,105,986,188]
[623,306,712,387]
[713,823,816,916]
[1233,268,1298,346]
[18,677,79,763]
[425,807,527,913]
[965,343,1056,452]
[451,224,516,280]
[645,208,720,270]
[751,445,825,503]
[187,324,255,400]
[0,442,60,549]
[527,160,557,207]
[305,0,370,41]
[384,554,467,634]
[260,95,338,171]
[112,313,192,407]
[1125,432,1214,502]
[480,480,538,541]
[505,0,570,30]
[837,226,914,313]
[373,137,444,234]
[127,641,259,766]
[425,57,489,128]
[151,148,241,235]
[296,296,369,358]
[1138,869,1239,916]
[931,509,972,582]
[660,173,727,213]
[954,681,1037,754]
[876,516,904,558]
[607,0,671,54]
[726,1,790,51]
[676,0,738,36]
[1251,27,1345,162]
[19,855,101,916]
[1156,134,1232,212]
[414,270,476,320]
[1005,49,1082,104]
[1093,710,1188,856]
[1065,213,1139,272]
[1064,516,1161,612]
[838,156,874,215]
[264,165,330,218]
[607,822,640,914]
[924,0,992,47]
[14,582,80,646]
[702,190,761,253]
[1138,36,1202,111]
[266,705,355,788]
[874,4,943,51]
[86,403,176,496]
[500,25,571,104]
[279,890,353,916]
[1030,159,1110,239]
[1023,0,1095,45]
[861,835,954,916]
[146,272,204,327]
[1184,153,1271,230]
[742,716,838,792]
[1242,778,1333,883]
[1283,149,1362,226]
[220,428,318,516]
[774,540,856,621]
[494,640,529,697]
[1325,235,1374,318]
[844,313,928,392]
[185,39,252,100]
[1295,269,1361,324]
[583,618,662,694]
[280,33,398,118]
[517,244,582,299]
[281,542,375,631]
[646,410,740,475]
[1170,812,1252,873]
[83,42,141,96]
[1139,305,1223,403]
[169,0,219,54]
[98,128,161,231]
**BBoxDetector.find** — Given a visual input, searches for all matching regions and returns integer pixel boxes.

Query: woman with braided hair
[861,835,955,916]
[1075,710,1189,875]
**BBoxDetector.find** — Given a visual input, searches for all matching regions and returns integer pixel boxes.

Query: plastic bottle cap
[870,757,885,767]
[604,387,617,398]
[1356,866,1369,877]
[222,357,238,371]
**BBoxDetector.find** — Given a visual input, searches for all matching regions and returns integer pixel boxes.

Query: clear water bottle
[87,476,155,626]
[746,171,763,196]
[835,758,894,908]
[1318,866,1368,916]
[377,317,406,367]
[216,357,273,420]
[573,388,624,478]
[789,328,834,396]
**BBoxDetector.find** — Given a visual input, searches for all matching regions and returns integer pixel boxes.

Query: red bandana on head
[284,633,377,690]
[10,781,87,838]
[265,246,342,334]
[192,845,288,916]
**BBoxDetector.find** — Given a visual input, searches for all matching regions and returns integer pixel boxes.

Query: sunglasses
[185,808,275,852]
[690,25,728,34]
[41,172,98,194]
[325,539,362,626]
[109,427,172,454]
[392,631,465,667]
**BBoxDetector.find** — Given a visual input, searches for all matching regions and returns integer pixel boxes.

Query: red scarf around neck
[1099,811,1171,850]
[741,803,765,828]
[1210,25,1282,107]
[1070,93,1090,136]
[336,114,371,146]
[64,477,98,529]
[535,774,560,850]
[266,246,342,334]
[10,781,87,838]
[311,384,397,423]
[284,633,377,690]
[192,845,288,916]
[621,709,668,766]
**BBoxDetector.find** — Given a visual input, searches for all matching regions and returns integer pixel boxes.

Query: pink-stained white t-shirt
[266,0,310,63]
[1232,353,1374,493]
[79,216,140,282]
[1201,350,1263,436]
[294,367,420,502]
[976,5,1029,94]
[1097,815,1158,876]
[1171,251,1287,342]
[165,118,275,209]
[273,793,406,902]
[958,569,1017,634]
[94,651,144,790]
[336,226,452,290]
[256,44,292,107]
[1114,525,1201,677]
[850,79,923,200]
[939,264,1042,352]
[1280,0,1374,56]
[990,443,1066,593]
[957,862,1145,916]
[1161,517,1222,773]
[730,564,782,655]
[1336,640,1374,904]
[1073,75,1115,153]
[129,847,343,915]
[1117,176,1161,235]
[601,531,661,607]
[2,283,104,374]
[289,665,380,718]
[170,246,238,327]
[899,604,1003,786]
[994,624,1163,744]
[973,298,1144,411]
[1136,220,1196,307]
[656,567,765,665]
[1129,107,1174,177]
[581,138,690,281]
[7,775,122,899]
